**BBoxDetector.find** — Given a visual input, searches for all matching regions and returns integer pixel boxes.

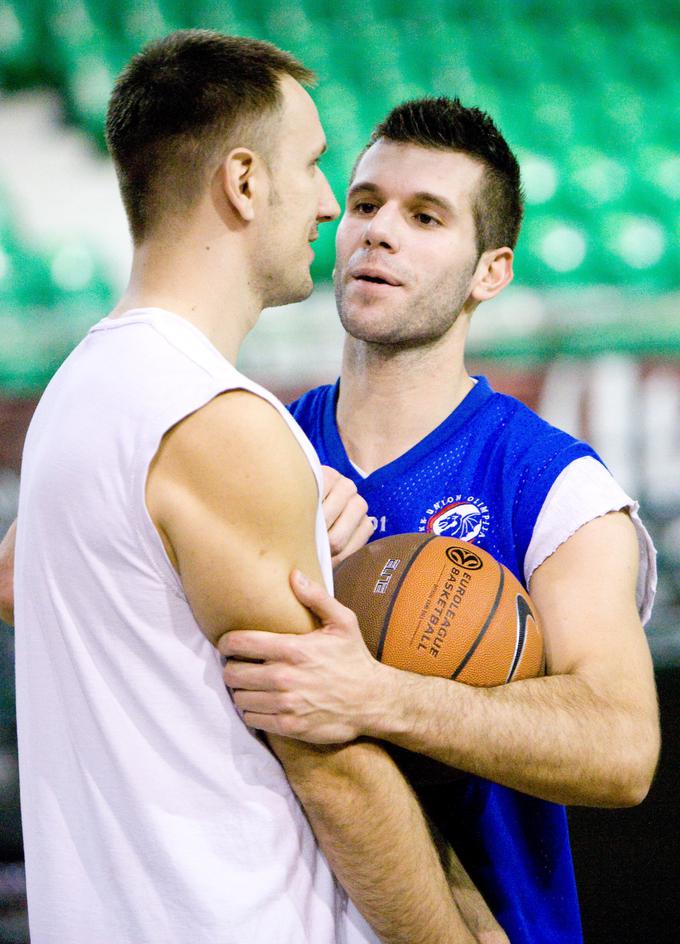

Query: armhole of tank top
[130,383,324,600]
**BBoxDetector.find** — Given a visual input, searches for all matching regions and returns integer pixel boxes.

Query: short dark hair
[358,97,524,253]
[105,30,314,243]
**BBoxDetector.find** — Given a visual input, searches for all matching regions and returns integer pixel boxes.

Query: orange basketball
[334,533,544,785]
[333,533,544,687]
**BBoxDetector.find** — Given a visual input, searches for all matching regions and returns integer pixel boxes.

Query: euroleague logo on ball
[445,546,484,570]
[419,494,490,543]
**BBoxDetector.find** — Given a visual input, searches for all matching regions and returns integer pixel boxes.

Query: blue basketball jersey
[290,376,603,944]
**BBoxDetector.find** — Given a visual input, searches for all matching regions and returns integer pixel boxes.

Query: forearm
[370,667,659,807]
[0,520,16,626]
[269,734,480,944]
[438,836,508,944]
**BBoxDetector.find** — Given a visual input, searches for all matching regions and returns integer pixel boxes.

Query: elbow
[598,726,660,808]
[604,772,654,809]
[618,749,659,808]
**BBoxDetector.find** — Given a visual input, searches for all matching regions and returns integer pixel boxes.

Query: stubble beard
[258,186,314,309]
[334,260,477,350]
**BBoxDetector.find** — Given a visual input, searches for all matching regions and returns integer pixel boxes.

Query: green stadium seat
[518,151,560,208]
[117,0,171,57]
[64,52,117,144]
[564,146,630,212]
[0,0,47,88]
[46,241,113,307]
[600,212,678,292]
[0,231,55,307]
[189,1,243,35]
[517,214,592,288]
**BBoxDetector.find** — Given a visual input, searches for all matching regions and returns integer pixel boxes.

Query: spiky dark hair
[358,96,524,253]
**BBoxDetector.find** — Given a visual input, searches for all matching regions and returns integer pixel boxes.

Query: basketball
[334,533,545,784]
[333,532,544,687]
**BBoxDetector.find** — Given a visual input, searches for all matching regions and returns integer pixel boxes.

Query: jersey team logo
[419,495,490,544]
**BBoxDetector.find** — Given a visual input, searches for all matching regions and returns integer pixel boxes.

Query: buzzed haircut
[360,97,524,254]
[105,30,314,243]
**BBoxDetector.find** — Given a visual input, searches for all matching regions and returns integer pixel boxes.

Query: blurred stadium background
[0,1,678,941]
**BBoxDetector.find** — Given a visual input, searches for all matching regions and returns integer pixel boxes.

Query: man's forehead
[278,74,323,141]
[352,139,484,203]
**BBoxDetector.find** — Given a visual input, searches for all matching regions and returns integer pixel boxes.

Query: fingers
[322,467,361,527]
[321,466,374,562]
[232,689,284,713]
[321,464,341,502]
[223,657,282,690]
[290,569,356,626]
[331,514,375,567]
[219,629,301,662]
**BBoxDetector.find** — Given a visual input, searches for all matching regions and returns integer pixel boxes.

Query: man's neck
[111,229,260,363]
[337,316,473,475]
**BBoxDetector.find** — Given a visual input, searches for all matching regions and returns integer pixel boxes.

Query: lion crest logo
[419,495,490,544]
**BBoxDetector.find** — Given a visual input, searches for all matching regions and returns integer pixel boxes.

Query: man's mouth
[356,275,389,284]
[351,268,402,287]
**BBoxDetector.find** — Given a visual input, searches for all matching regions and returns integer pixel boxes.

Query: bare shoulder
[149,388,318,523]
[530,509,639,597]
[529,510,650,679]
[146,389,324,642]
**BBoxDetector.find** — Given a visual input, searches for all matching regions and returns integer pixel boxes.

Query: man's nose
[363,205,399,252]
[317,173,341,223]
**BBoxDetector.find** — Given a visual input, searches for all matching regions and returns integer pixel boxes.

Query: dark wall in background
[569,666,679,944]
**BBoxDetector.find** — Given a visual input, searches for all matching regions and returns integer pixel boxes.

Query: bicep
[529,511,655,696]
[147,390,325,645]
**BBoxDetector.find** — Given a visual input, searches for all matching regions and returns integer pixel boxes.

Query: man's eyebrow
[410,191,456,215]
[347,181,381,199]
[347,182,456,215]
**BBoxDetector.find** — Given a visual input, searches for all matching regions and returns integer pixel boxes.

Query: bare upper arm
[146,390,325,647]
[529,511,656,708]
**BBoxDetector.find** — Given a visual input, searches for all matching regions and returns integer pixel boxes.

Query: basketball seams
[506,596,531,683]
[451,561,506,680]
[377,534,438,661]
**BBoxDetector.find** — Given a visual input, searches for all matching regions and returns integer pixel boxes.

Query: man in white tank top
[9,31,504,944]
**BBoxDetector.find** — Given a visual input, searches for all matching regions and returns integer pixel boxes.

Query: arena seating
[1,0,678,297]
[0,1,678,390]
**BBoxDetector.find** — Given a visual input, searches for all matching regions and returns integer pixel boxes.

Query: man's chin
[266,273,314,310]
[338,316,399,346]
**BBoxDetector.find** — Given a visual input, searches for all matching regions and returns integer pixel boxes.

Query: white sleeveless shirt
[14,309,378,944]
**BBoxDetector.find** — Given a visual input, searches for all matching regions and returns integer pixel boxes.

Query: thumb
[290,569,349,626]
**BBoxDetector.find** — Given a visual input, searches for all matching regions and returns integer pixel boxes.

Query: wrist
[360,662,410,740]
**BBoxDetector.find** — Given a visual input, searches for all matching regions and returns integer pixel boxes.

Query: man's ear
[470,247,514,302]
[218,148,264,223]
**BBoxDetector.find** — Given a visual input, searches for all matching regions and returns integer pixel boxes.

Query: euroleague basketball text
[417,564,473,659]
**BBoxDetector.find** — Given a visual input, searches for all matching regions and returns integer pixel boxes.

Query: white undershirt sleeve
[525,456,657,625]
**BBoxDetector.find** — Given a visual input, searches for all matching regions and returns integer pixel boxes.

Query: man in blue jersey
[220,98,660,943]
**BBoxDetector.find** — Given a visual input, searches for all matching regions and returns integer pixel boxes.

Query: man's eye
[416,212,438,226]
[354,202,376,214]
